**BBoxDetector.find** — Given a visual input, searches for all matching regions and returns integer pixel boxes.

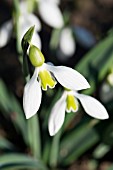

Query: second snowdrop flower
[48,90,109,136]
[23,45,90,119]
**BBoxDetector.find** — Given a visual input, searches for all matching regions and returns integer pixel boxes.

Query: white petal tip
[49,127,59,136]
[99,113,109,120]
[49,131,56,136]
[80,81,90,90]
[24,108,38,119]
[48,123,60,136]
[25,114,33,119]
[76,93,109,120]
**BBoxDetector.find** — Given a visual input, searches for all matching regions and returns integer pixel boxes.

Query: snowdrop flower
[0,20,13,48]
[38,0,64,28]
[23,45,90,119]
[48,89,109,136]
[57,27,76,61]
[0,1,41,49]
[59,27,75,57]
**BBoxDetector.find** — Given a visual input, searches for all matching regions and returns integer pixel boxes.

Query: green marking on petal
[29,45,45,67]
[66,94,78,113]
[39,70,57,90]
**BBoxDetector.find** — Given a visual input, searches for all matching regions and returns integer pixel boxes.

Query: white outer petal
[0,20,12,47]
[59,27,75,56]
[48,93,66,136]
[75,93,109,119]
[23,68,42,119]
[38,1,64,28]
[45,64,90,91]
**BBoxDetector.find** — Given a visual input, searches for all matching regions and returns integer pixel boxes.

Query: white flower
[48,90,109,136]
[38,0,64,28]
[0,20,13,48]
[23,45,90,119]
[58,27,76,60]
[0,1,41,49]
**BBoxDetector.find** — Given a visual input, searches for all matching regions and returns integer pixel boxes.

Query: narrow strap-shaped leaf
[0,80,28,144]
[59,119,99,165]
[0,153,48,170]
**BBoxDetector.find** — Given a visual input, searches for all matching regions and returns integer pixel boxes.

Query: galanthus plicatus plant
[23,44,90,119]
[22,26,109,137]
[48,89,109,136]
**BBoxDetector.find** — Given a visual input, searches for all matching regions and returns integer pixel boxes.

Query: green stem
[27,114,41,158]
[49,129,62,168]
[13,0,22,63]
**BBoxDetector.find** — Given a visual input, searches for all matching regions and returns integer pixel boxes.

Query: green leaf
[59,119,99,165]
[0,137,15,150]
[76,34,113,95]
[76,35,113,77]
[0,80,28,144]
[91,36,113,81]
[93,143,110,159]
[0,153,48,170]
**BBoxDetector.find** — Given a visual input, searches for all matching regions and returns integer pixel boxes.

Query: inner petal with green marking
[66,94,78,112]
[39,69,57,90]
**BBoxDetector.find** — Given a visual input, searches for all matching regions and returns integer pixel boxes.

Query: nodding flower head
[23,45,90,119]
[48,89,109,136]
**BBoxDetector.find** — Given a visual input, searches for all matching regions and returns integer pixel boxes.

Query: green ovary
[29,45,45,67]
[66,94,78,112]
[39,70,56,90]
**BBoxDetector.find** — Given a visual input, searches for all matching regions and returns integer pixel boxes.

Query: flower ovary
[29,45,45,67]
